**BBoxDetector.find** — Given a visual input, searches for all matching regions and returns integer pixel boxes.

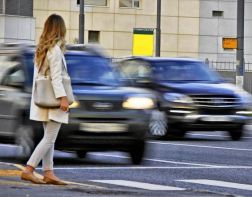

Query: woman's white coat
[30,43,69,124]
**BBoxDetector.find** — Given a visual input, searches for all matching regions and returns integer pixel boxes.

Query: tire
[15,125,35,159]
[129,141,145,165]
[164,124,186,139]
[149,110,167,137]
[76,151,87,158]
[229,126,244,141]
[171,129,186,138]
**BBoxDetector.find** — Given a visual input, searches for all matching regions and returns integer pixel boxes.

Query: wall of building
[0,15,35,43]
[33,0,200,58]
[199,0,252,61]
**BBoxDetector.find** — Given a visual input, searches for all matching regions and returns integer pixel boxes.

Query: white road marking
[49,165,252,170]
[91,180,185,191]
[178,179,252,191]
[2,160,252,171]
[0,144,18,148]
[148,141,252,151]
[188,133,252,139]
[89,153,220,167]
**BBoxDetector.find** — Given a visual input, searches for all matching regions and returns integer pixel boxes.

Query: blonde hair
[35,14,66,72]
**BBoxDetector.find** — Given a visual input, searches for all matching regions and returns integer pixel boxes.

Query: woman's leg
[26,121,61,169]
[42,144,55,171]
[42,121,57,171]
[38,122,67,185]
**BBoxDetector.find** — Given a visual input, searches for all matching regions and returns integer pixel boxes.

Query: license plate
[80,123,128,133]
[201,116,231,122]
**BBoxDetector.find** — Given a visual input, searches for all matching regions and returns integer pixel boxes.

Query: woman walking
[21,14,71,185]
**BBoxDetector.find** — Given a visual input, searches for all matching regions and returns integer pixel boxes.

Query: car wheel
[229,126,244,141]
[171,128,187,138]
[129,141,145,165]
[164,124,186,139]
[149,110,167,137]
[76,151,87,158]
[15,125,35,159]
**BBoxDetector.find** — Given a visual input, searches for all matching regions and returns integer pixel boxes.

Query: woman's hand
[60,96,69,112]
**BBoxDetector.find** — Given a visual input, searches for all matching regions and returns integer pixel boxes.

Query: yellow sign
[222,38,238,49]
[133,28,154,56]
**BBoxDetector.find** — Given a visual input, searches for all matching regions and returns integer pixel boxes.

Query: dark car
[116,57,252,140]
[0,44,156,164]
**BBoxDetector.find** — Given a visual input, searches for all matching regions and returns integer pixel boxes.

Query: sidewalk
[0,162,22,178]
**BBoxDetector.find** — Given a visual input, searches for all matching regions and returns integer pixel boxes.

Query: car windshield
[66,55,118,86]
[24,53,118,86]
[152,61,222,82]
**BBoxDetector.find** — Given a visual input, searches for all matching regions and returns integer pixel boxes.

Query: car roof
[123,56,204,63]
[0,43,108,58]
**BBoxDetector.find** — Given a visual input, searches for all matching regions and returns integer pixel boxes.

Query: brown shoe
[21,171,46,184]
[43,176,67,185]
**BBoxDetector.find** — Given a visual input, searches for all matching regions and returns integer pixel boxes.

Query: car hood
[158,82,242,96]
[73,85,154,100]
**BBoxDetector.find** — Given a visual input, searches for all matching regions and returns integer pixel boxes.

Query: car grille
[80,100,123,111]
[190,95,240,108]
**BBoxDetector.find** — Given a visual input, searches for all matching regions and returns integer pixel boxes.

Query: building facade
[33,0,200,58]
[199,0,252,61]
[1,0,251,61]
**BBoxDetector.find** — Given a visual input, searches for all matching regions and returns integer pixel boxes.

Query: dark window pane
[133,0,140,8]
[88,31,100,43]
[66,55,117,86]
[212,10,224,17]
[152,61,221,82]
[119,0,140,8]
[5,0,33,16]
[0,0,4,14]
[77,0,107,6]
[119,0,132,7]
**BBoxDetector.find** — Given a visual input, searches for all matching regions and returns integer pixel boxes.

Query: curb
[0,162,106,189]
[0,162,21,170]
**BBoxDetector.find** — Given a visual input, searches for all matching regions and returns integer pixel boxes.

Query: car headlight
[239,96,252,107]
[69,100,80,108]
[164,93,193,104]
[122,97,155,109]
[235,89,252,107]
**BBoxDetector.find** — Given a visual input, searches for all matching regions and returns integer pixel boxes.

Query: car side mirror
[135,76,153,87]
[119,79,134,86]
[4,75,25,89]
[223,77,235,84]
[7,81,24,89]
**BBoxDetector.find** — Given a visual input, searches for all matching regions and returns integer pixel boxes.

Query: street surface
[0,128,252,197]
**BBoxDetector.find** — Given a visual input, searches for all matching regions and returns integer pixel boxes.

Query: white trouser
[27,121,61,171]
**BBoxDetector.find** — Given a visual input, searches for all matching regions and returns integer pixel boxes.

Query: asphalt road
[0,127,252,197]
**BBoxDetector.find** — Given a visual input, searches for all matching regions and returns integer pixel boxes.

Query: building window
[88,31,100,43]
[212,10,224,17]
[0,0,4,14]
[77,0,107,6]
[119,0,140,8]
[4,0,33,17]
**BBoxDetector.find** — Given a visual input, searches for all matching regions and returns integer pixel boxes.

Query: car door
[0,64,26,138]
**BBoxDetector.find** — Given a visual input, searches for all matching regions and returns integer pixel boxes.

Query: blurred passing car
[0,44,156,164]
[116,57,252,140]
